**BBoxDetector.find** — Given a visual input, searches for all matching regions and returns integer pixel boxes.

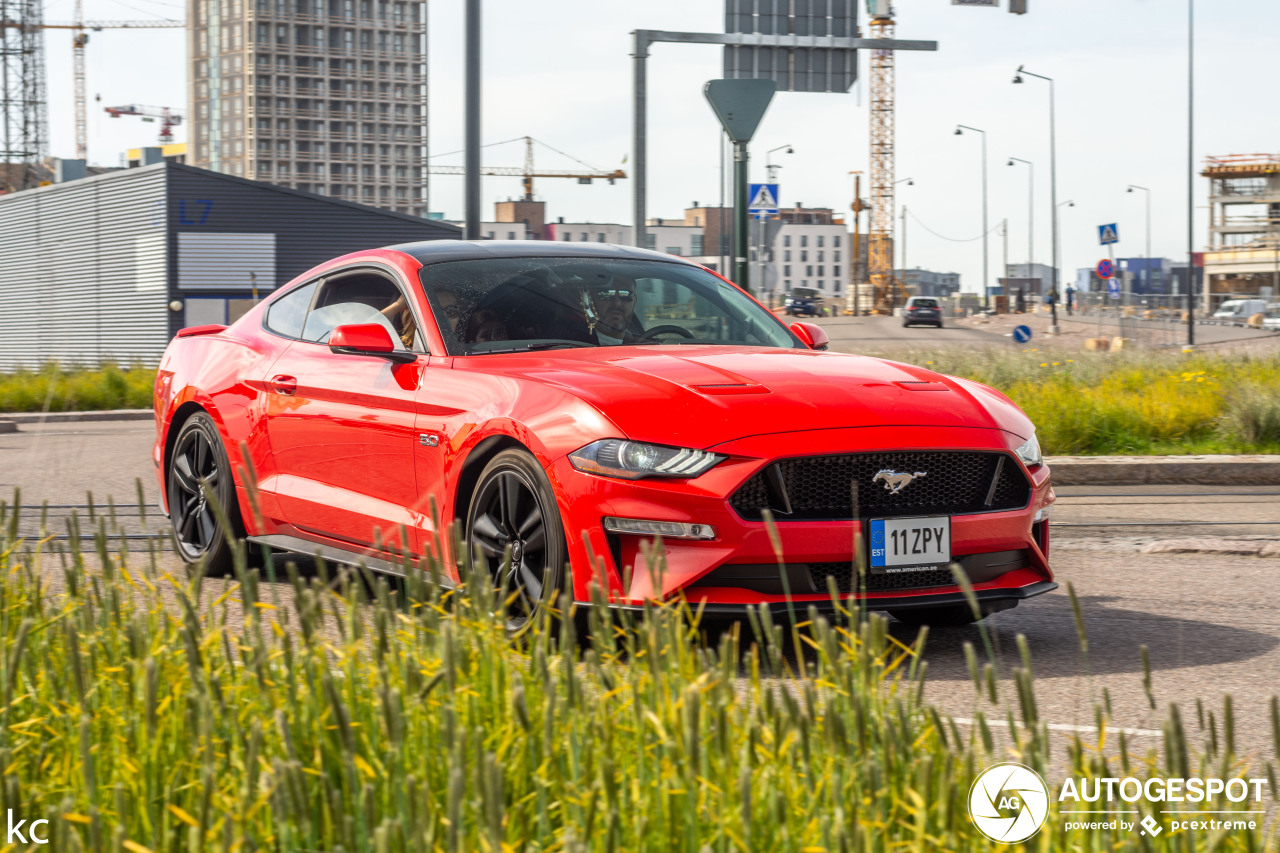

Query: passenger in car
[465,309,508,344]
[380,294,419,349]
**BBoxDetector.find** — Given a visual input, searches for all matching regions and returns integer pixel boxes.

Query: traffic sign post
[1098,223,1119,245]
[705,78,776,294]
[1096,259,1114,279]
[748,183,779,218]
[1013,324,1033,343]
[1108,278,1121,300]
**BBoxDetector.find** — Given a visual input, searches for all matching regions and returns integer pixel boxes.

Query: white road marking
[951,717,1163,738]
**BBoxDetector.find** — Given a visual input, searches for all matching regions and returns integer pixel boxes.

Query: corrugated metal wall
[166,164,459,291]
[0,167,170,370]
[0,162,460,372]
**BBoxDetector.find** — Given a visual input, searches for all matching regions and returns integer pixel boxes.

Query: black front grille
[808,563,958,593]
[729,451,1030,521]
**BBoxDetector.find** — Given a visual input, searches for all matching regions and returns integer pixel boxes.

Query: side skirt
[248,533,456,588]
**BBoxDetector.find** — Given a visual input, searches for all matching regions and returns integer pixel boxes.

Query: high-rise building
[187,0,428,215]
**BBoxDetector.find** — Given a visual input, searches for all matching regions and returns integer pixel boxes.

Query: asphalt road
[801,311,1280,352]
[4,420,1280,770]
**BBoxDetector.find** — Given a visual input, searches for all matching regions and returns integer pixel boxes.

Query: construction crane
[428,136,625,201]
[104,104,183,144]
[866,6,909,313]
[1,0,182,161]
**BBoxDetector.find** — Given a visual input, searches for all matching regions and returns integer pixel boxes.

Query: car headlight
[569,439,725,480]
[1014,433,1042,468]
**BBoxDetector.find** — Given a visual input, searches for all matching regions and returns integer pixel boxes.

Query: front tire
[168,412,245,576]
[465,449,571,636]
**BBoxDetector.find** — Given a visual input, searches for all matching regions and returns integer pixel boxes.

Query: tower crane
[866,5,909,313]
[428,136,625,201]
[103,104,183,144]
[1,0,182,161]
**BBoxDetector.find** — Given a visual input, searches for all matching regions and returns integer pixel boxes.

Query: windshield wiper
[468,339,596,355]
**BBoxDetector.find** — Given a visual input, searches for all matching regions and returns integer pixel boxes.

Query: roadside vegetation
[1,494,1276,851]
[875,348,1280,456]
[3,352,1280,456]
[0,363,153,413]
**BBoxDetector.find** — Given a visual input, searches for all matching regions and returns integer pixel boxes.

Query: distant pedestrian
[1064,284,1075,316]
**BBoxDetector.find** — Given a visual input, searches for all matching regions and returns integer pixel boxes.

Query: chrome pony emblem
[873,469,927,494]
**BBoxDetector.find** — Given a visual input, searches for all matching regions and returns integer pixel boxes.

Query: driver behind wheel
[586,274,643,345]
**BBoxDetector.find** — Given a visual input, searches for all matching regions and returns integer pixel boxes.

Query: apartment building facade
[188,0,428,215]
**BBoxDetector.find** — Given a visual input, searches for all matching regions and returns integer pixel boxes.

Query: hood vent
[690,383,770,396]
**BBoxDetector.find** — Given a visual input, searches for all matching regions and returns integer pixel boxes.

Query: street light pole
[1187,0,1196,346]
[893,177,914,308]
[1127,185,1151,294]
[1057,199,1075,314]
[956,125,989,309]
[765,144,793,182]
[1014,65,1059,331]
[1009,157,1034,310]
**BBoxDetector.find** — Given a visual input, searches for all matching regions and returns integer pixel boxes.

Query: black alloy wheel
[168,412,244,576]
[465,449,570,635]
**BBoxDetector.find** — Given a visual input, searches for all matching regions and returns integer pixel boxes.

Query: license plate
[868,516,951,574]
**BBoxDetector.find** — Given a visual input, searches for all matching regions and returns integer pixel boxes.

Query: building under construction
[0,0,48,193]
[187,0,428,216]
[1201,153,1280,312]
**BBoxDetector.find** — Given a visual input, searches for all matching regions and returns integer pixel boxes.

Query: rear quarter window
[264,281,318,338]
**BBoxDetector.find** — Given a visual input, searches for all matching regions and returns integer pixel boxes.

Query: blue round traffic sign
[1013,325,1033,343]
[1096,259,1114,279]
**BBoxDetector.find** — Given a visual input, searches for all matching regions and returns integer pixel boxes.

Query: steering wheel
[634,324,695,343]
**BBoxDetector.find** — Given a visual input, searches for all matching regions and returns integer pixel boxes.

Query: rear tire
[465,448,574,638]
[167,412,245,577]
[889,605,985,627]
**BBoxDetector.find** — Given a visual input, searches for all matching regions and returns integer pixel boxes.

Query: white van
[1212,298,1268,322]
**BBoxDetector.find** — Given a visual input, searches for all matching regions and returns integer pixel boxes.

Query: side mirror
[791,322,829,351]
[328,324,416,363]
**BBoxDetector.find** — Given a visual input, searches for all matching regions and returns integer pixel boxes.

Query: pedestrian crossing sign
[748,183,779,216]
[1098,223,1119,245]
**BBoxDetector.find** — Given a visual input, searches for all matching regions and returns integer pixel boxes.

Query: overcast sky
[49,0,1280,293]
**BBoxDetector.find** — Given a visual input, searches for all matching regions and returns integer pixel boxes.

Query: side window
[301,273,416,349]
[264,281,318,338]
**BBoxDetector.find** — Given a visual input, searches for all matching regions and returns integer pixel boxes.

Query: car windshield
[418,257,802,355]
[911,299,939,308]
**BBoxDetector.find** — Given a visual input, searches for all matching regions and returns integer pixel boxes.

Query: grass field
[1,496,1276,851]
[4,351,1280,456]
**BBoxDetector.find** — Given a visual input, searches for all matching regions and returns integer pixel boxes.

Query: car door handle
[271,374,298,396]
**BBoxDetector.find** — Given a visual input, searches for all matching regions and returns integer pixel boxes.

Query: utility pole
[463,0,481,240]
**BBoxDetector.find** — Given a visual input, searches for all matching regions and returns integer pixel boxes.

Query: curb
[1,409,153,424]
[1048,455,1280,486]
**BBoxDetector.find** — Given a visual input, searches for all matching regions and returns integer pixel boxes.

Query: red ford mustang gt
[153,241,1055,629]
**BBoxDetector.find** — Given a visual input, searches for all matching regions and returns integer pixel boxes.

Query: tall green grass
[0,492,1275,851]
[0,363,153,413]
[885,349,1280,455]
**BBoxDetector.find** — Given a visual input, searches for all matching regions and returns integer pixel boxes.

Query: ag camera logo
[969,763,1050,843]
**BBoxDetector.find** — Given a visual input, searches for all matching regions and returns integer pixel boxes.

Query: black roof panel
[388,239,698,266]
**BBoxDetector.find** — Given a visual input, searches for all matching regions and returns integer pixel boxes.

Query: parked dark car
[785,287,824,317]
[903,296,944,328]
